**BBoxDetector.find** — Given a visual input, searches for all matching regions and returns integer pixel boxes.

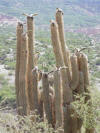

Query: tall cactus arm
[70,55,79,90]
[50,20,64,68]
[79,53,89,90]
[54,70,63,128]
[32,68,39,112]
[56,8,71,81]
[15,22,23,114]
[26,16,35,111]
[19,33,29,115]
[27,16,35,68]
[42,73,53,125]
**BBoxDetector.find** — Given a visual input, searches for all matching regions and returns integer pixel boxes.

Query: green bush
[96,58,100,65]
[71,91,100,132]
[0,85,15,101]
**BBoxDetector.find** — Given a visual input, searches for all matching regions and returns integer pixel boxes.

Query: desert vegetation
[0,1,100,132]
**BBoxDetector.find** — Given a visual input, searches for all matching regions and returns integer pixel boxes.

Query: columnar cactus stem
[64,104,78,133]
[50,20,73,103]
[60,68,73,104]
[75,51,84,94]
[70,55,79,90]
[26,16,35,110]
[76,52,94,133]
[51,20,74,133]
[50,20,64,68]
[32,68,39,112]
[77,72,84,94]
[19,33,29,115]
[49,89,55,128]
[15,22,23,113]
[27,16,35,68]
[38,89,44,119]
[61,68,74,133]
[79,53,89,90]
[56,8,71,81]
[54,70,63,129]
[79,54,94,133]
[42,73,53,125]
[85,129,95,133]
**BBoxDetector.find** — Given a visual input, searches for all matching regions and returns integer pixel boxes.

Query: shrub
[71,91,100,132]
[0,112,61,133]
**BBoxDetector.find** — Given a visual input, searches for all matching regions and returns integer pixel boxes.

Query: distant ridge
[0,0,100,27]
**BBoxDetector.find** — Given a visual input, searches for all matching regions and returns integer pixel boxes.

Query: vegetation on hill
[0,0,100,27]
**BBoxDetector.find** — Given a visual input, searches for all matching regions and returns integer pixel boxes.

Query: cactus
[15,22,23,114]
[79,54,94,133]
[42,73,53,125]
[38,88,44,119]
[15,9,93,133]
[50,20,77,133]
[32,68,39,112]
[26,16,35,111]
[50,9,92,133]
[85,129,95,133]
[77,72,85,94]
[79,53,89,90]
[70,55,79,90]
[50,20,64,68]
[56,8,71,81]
[54,70,63,129]
[18,33,29,115]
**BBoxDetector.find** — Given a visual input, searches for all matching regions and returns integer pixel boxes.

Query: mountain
[64,0,100,13]
[0,0,100,27]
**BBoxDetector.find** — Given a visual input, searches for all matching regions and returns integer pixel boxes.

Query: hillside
[0,0,100,27]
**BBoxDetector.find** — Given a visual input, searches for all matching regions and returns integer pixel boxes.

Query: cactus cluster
[15,9,94,133]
